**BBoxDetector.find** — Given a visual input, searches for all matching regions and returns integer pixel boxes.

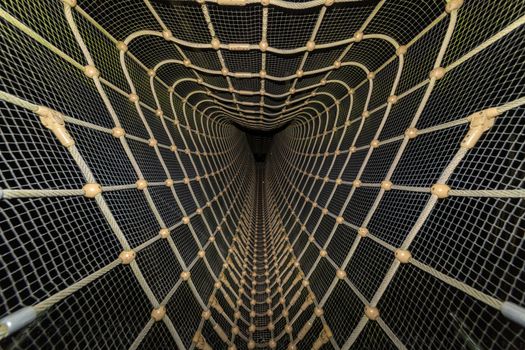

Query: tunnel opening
[0,1,524,349]
[235,123,289,163]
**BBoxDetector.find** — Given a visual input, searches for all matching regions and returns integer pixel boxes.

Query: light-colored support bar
[0,308,36,341]
[501,302,525,328]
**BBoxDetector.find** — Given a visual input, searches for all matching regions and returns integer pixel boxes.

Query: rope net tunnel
[0,0,524,349]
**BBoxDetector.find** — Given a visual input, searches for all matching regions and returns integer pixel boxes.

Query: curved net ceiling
[0,0,524,349]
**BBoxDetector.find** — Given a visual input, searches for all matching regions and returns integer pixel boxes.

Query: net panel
[0,0,524,349]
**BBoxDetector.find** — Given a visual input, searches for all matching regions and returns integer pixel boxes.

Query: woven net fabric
[0,0,524,349]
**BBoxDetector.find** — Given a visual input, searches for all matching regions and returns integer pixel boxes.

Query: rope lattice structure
[0,0,524,349]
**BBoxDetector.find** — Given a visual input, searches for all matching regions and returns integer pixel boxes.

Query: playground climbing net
[0,0,524,349]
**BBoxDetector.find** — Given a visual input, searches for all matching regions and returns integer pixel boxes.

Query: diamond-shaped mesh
[0,0,524,349]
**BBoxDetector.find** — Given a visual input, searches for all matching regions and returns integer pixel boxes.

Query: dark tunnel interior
[0,0,524,349]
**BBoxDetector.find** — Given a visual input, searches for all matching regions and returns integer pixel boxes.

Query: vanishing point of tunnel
[0,0,524,349]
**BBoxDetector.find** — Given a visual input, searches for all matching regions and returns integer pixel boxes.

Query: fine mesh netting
[0,0,524,349]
